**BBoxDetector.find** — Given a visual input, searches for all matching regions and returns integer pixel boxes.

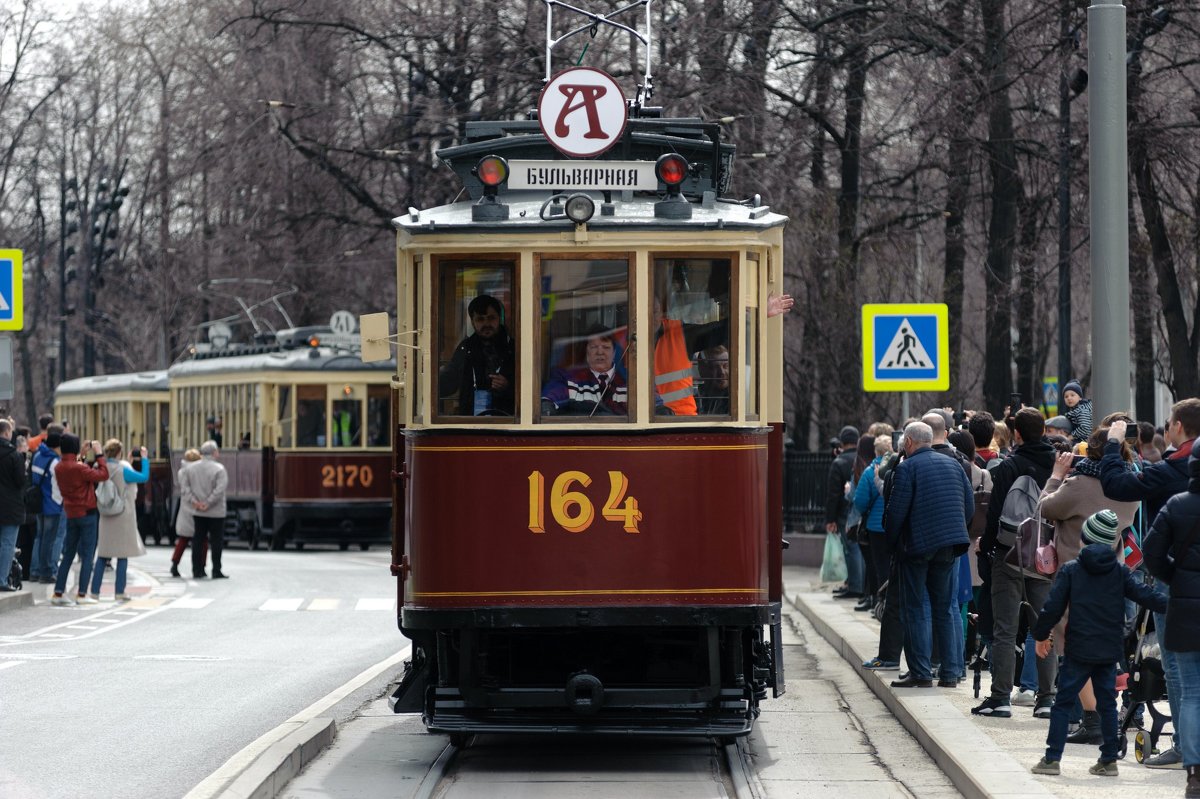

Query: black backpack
[23,455,43,516]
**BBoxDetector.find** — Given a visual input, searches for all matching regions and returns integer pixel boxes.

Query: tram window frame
[534,253,634,424]
[649,253,738,422]
[367,384,391,447]
[330,384,363,448]
[743,254,760,422]
[295,384,328,447]
[276,384,293,448]
[430,254,519,424]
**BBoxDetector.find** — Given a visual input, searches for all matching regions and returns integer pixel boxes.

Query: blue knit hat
[1063,380,1084,399]
[1081,509,1120,548]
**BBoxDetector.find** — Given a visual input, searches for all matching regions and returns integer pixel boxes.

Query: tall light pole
[58,168,78,387]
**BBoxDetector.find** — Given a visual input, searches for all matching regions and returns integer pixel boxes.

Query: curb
[0,589,34,614]
[213,717,337,799]
[791,589,1054,799]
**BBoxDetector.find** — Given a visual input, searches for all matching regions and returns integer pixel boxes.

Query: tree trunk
[1130,220,1156,418]
[942,0,973,399]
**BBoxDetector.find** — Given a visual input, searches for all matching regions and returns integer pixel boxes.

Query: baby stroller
[1117,603,1172,761]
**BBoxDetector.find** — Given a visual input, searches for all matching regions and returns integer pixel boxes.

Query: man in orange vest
[652,292,794,415]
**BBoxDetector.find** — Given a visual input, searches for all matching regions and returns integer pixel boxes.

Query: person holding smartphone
[49,435,110,606]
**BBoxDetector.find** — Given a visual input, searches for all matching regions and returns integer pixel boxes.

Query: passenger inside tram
[697,345,731,415]
[438,294,516,416]
[541,325,629,416]
[652,260,731,417]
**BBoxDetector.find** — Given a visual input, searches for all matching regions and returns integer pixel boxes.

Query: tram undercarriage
[392,605,782,739]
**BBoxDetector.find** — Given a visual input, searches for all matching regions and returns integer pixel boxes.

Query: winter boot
[1065,710,1102,745]
[170,561,181,578]
[1186,765,1200,798]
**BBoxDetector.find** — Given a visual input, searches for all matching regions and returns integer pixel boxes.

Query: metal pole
[1088,3,1130,419]
[1057,0,1072,386]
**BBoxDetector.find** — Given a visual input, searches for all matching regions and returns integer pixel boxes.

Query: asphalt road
[0,545,406,799]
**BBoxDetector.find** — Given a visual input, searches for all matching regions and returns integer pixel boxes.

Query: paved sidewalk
[790,569,1184,799]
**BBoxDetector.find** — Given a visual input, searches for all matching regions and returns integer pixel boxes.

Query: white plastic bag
[820,531,848,584]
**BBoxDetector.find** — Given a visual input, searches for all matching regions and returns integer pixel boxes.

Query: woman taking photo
[88,440,149,601]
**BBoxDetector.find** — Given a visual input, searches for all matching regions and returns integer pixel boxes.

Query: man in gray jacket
[180,440,229,579]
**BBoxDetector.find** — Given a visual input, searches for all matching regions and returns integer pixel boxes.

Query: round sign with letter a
[538,67,628,158]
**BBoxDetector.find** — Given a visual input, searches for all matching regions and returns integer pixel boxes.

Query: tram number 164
[527,470,642,534]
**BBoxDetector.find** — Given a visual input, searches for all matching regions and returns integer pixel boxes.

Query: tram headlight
[474,156,510,193]
[564,193,595,224]
[655,154,688,189]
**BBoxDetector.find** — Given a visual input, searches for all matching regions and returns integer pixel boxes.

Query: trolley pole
[1088,3,1131,419]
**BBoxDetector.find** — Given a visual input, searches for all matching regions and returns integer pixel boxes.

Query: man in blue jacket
[29,427,63,583]
[884,421,973,688]
[1101,398,1200,769]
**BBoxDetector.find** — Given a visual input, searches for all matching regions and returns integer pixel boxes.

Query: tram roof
[56,371,169,398]
[168,346,395,380]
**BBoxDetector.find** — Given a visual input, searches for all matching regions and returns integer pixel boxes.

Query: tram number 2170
[321,464,375,488]
[527,470,643,535]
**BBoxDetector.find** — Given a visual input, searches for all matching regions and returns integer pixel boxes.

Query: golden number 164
[527,470,642,534]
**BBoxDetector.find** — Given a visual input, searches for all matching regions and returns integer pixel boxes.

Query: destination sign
[508,160,657,191]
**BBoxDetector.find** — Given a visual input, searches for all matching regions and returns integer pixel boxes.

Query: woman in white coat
[88,440,149,601]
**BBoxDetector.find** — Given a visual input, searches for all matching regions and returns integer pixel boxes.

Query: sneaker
[862,658,900,670]
[49,594,74,606]
[1012,688,1037,707]
[1089,760,1118,777]
[971,697,1012,717]
[1031,757,1060,775]
[1033,697,1054,719]
[1144,746,1183,769]
[114,593,131,602]
[76,595,98,605]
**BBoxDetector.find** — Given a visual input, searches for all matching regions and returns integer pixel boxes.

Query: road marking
[355,598,394,611]
[168,597,213,609]
[39,634,72,639]
[91,618,120,624]
[65,626,98,631]
[307,598,339,611]
[135,654,230,662]
[184,645,411,799]
[260,598,304,612]
[112,611,138,617]
[0,661,25,670]
[0,653,75,660]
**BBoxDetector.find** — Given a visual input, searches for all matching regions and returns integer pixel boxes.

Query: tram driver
[439,295,517,416]
[541,325,628,416]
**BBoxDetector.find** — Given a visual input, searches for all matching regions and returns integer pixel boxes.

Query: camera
[891,430,904,451]
[1125,423,1141,440]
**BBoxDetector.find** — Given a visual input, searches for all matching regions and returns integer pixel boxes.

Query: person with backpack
[0,419,26,592]
[1101,398,1200,769]
[973,407,1058,719]
[29,426,64,583]
[87,440,149,601]
[50,435,110,606]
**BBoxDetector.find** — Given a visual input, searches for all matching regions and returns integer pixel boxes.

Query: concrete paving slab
[440,783,729,799]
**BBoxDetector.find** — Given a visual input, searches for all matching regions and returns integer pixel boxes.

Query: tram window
[434,259,516,419]
[538,258,629,420]
[158,402,169,457]
[651,257,732,418]
[276,385,293,448]
[744,259,760,421]
[331,398,361,447]
[367,385,390,447]
[296,385,327,446]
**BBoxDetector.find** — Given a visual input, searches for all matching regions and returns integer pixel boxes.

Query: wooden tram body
[167,337,395,550]
[55,371,174,542]
[383,106,789,737]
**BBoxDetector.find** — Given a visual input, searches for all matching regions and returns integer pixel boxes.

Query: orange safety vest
[654,319,697,415]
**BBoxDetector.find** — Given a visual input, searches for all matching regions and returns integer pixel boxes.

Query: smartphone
[891,430,904,450]
[1125,424,1141,439]
[1010,393,1022,409]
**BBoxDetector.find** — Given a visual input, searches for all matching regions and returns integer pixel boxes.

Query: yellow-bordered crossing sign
[0,250,23,331]
[861,303,949,392]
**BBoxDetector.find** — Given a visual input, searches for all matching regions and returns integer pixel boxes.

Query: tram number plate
[527,470,642,534]
[321,464,375,488]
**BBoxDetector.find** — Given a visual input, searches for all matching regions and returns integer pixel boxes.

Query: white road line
[184,645,411,799]
[306,598,339,611]
[112,611,138,617]
[91,618,120,624]
[39,634,72,639]
[168,597,213,609]
[65,626,98,631]
[259,598,304,611]
[354,598,394,611]
[0,661,25,670]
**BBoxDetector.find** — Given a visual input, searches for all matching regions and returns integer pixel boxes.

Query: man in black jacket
[973,407,1058,719]
[438,295,516,416]
[826,425,864,597]
[1143,442,1200,794]
[1104,398,1200,769]
[0,419,26,591]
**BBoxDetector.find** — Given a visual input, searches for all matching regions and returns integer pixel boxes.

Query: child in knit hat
[1061,380,1093,444]
[1030,509,1167,778]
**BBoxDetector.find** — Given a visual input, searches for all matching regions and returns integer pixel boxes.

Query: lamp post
[58,169,78,386]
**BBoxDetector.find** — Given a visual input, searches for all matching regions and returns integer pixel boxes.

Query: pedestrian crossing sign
[0,250,22,331]
[861,303,949,392]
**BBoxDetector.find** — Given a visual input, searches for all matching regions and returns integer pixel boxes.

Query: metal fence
[783,448,833,534]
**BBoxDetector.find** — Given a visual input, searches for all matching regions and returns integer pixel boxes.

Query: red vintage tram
[376,6,788,740]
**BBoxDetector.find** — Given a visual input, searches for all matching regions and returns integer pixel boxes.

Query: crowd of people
[0,412,230,601]
[824,388,1200,796]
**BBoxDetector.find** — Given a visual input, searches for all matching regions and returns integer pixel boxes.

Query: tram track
[405,733,762,799]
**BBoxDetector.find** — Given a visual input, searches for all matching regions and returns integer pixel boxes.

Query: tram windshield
[434,259,516,420]
[538,258,630,420]
[652,257,732,419]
